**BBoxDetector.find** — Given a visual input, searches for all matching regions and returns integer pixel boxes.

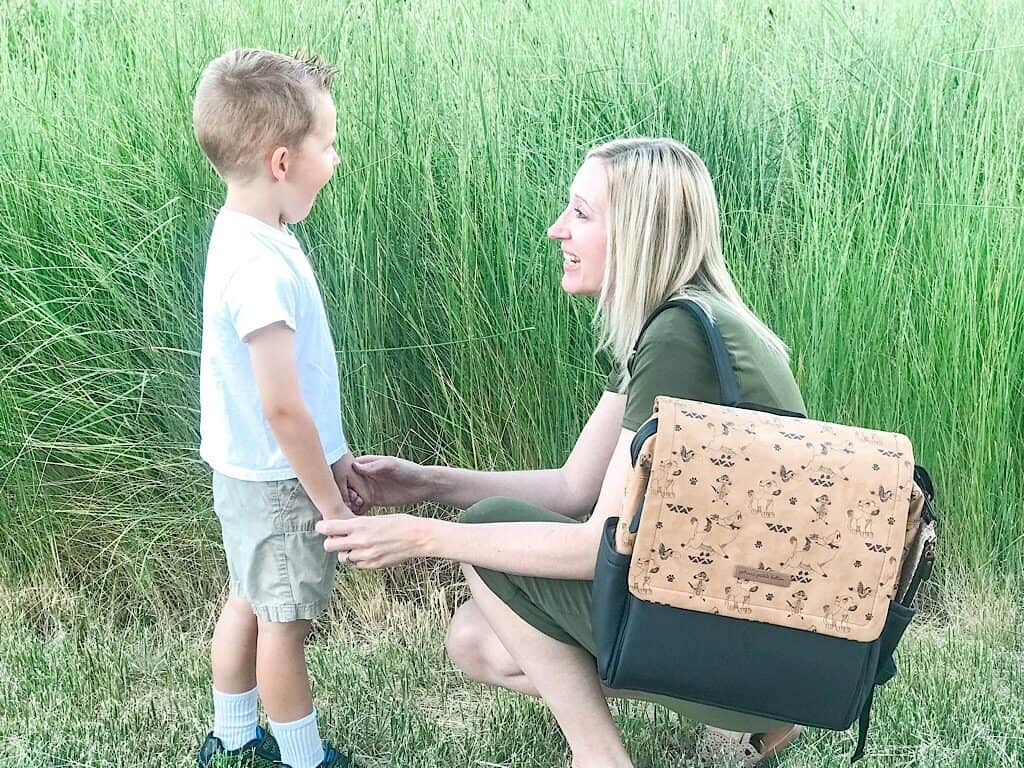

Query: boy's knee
[257,617,311,641]
[461,496,518,525]
[224,595,255,618]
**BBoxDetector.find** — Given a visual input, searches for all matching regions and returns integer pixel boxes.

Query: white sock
[212,685,259,750]
[270,709,323,768]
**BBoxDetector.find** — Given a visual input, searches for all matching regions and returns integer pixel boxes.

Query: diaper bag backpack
[592,298,937,763]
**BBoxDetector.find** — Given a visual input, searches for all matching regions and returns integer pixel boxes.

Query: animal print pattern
[616,396,917,643]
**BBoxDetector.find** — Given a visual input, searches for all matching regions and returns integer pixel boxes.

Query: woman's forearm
[424,465,591,518]
[419,516,602,580]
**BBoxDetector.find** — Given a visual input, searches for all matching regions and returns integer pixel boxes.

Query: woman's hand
[331,453,372,514]
[316,513,434,569]
[348,455,434,509]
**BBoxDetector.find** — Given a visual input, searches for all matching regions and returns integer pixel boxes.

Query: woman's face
[548,157,608,297]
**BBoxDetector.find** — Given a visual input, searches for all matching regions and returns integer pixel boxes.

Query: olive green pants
[464,496,789,733]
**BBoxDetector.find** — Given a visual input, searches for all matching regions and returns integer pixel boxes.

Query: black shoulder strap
[626,297,742,407]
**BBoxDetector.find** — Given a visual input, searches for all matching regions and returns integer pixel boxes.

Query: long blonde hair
[587,138,789,388]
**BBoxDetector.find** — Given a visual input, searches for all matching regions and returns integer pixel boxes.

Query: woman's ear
[269,145,289,182]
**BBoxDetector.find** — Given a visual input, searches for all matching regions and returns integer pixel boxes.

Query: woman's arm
[319,424,637,580]
[426,425,636,577]
[354,391,626,518]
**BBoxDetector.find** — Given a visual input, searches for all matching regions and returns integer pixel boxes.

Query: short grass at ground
[0,576,1019,768]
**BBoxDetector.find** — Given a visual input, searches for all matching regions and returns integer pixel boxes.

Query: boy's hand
[320,500,355,522]
[332,453,372,515]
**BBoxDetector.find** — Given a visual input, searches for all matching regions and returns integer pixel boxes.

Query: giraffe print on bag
[622,396,918,642]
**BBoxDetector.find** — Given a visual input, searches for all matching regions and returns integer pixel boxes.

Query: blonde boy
[192,48,362,768]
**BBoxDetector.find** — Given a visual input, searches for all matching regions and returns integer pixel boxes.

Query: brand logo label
[734,566,793,587]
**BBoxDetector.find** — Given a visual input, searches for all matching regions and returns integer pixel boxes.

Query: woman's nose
[548,211,569,240]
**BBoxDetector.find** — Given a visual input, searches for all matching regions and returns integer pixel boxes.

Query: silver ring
[343,552,353,566]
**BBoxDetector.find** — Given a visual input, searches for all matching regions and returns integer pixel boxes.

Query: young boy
[191,49,365,768]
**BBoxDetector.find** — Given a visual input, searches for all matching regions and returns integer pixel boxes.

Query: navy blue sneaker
[278,741,351,768]
[197,725,279,766]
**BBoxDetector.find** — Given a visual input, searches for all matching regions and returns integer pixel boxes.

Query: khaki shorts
[213,471,337,622]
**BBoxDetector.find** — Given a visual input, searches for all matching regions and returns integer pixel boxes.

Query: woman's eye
[574,207,587,219]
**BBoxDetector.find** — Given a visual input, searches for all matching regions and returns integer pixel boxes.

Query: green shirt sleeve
[621,310,722,430]
[604,365,623,393]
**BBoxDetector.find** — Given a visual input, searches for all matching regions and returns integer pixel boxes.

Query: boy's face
[280,92,339,224]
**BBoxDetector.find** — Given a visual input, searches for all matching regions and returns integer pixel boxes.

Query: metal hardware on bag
[630,418,658,467]
[901,537,935,608]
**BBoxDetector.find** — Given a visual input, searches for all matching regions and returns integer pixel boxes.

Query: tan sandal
[696,724,803,767]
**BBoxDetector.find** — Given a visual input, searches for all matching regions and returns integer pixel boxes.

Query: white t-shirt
[199,208,347,480]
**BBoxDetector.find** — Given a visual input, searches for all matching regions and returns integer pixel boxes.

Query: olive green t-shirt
[606,295,806,430]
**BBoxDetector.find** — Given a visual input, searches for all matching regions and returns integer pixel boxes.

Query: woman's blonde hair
[586,137,789,388]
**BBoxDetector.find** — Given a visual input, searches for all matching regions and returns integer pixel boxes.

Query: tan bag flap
[627,396,916,643]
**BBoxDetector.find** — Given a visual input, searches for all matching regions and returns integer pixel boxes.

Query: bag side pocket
[875,600,915,685]
[593,516,632,683]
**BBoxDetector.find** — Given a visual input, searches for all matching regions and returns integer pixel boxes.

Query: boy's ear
[269,146,289,182]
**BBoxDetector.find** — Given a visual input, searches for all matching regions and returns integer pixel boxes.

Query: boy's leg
[246,476,339,766]
[258,618,326,768]
[212,594,258,692]
[256,617,313,720]
[209,594,260,749]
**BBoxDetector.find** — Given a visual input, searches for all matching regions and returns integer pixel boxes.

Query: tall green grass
[1,0,1022,608]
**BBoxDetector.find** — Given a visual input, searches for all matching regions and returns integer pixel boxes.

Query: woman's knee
[445,602,486,678]
[461,496,520,525]
[445,601,514,683]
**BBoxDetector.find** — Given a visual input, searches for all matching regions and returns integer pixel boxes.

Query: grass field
[1,0,1023,765]
[1,580,1020,768]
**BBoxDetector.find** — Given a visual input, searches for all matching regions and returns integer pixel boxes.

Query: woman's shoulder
[629,293,805,416]
[635,298,708,351]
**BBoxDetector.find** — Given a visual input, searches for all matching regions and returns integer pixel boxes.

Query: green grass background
[0,0,1022,765]
[2,0,1023,600]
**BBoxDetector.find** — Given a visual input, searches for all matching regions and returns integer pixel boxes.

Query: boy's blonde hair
[193,48,337,182]
[586,137,790,388]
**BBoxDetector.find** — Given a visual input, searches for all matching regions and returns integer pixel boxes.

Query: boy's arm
[247,322,351,520]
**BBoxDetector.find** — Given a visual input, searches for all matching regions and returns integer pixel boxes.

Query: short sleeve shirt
[607,295,806,430]
[199,209,347,480]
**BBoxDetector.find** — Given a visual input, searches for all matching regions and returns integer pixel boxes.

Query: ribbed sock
[270,708,323,768]
[212,685,259,750]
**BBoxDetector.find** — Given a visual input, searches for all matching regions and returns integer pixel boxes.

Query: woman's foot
[696,723,803,767]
